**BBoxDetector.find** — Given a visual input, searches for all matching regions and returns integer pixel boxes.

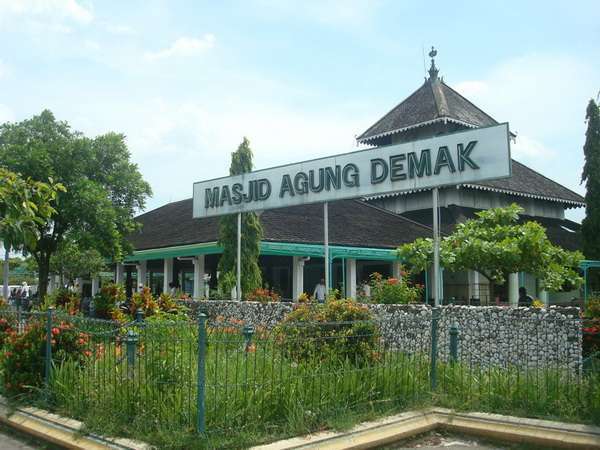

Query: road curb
[0,398,151,450]
[251,408,600,449]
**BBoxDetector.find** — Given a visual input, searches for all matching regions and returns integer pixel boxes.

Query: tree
[582,99,600,259]
[1,168,63,297]
[217,138,263,297]
[398,204,583,293]
[0,110,152,299]
[50,240,105,287]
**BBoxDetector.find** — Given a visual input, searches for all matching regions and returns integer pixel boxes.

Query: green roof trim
[124,242,223,261]
[124,241,399,262]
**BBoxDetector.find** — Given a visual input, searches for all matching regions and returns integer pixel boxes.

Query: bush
[1,319,90,396]
[275,298,379,365]
[585,298,600,319]
[246,287,280,303]
[93,283,125,320]
[369,271,422,304]
[48,288,80,315]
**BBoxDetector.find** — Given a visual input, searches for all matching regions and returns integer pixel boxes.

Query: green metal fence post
[16,297,22,332]
[430,308,440,390]
[125,329,138,379]
[243,324,255,352]
[197,313,207,434]
[449,321,459,364]
[44,307,54,396]
[135,308,144,324]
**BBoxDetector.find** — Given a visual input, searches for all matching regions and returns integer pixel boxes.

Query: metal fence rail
[0,306,597,442]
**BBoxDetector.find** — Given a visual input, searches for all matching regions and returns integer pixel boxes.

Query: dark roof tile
[357,78,497,143]
[129,199,433,251]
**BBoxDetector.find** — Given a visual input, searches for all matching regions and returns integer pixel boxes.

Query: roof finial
[428,46,439,80]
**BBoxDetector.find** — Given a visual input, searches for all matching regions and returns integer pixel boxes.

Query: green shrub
[275,298,379,364]
[369,271,422,304]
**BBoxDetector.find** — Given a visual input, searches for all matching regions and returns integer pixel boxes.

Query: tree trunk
[2,246,9,300]
[37,252,51,301]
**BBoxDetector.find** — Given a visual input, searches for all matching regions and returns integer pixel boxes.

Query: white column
[539,290,549,307]
[508,272,519,307]
[163,258,173,294]
[91,277,100,296]
[468,270,480,302]
[137,260,147,288]
[193,255,205,300]
[345,258,357,299]
[392,260,402,279]
[292,256,305,300]
[115,263,124,285]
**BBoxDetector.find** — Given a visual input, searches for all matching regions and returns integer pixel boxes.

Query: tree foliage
[0,167,63,251]
[217,137,263,297]
[582,99,600,259]
[398,204,583,292]
[50,240,105,286]
[0,110,152,299]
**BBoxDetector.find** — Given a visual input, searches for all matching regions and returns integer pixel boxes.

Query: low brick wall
[188,301,582,369]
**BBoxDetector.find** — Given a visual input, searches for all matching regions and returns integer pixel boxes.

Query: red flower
[51,327,60,336]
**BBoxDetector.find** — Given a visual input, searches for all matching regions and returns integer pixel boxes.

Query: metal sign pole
[324,202,329,293]
[432,187,440,306]
[236,212,242,301]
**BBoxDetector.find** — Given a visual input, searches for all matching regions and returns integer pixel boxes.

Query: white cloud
[511,134,556,161]
[0,0,93,25]
[123,97,366,210]
[454,54,596,139]
[105,24,135,35]
[84,39,100,51]
[144,34,216,61]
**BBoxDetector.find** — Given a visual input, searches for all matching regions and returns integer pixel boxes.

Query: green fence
[0,307,598,448]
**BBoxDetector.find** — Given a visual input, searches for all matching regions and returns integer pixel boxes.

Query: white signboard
[193,123,511,218]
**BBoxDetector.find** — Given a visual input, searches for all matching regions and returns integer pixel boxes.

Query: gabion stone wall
[188,301,582,369]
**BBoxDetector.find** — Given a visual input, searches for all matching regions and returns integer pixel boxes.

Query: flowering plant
[246,287,280,303]
[49,288,80,315]
[297,292,310,303]
[369,270,422,304]
[93,283,125,319]
[1,319,91,396]
[531,299,545,308]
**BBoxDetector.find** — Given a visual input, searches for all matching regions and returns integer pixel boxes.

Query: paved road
[0,426,49,449]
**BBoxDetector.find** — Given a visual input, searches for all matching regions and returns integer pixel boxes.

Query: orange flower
[246,343,256,353]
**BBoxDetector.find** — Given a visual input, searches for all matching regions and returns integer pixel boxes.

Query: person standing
[313,278,326,303]
[518,287,534,306]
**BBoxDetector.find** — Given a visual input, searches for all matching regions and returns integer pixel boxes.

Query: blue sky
[0,0,598,222]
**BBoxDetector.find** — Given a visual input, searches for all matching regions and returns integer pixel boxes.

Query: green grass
[4,318,600,449]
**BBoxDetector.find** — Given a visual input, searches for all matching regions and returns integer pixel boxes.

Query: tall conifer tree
[217,138,263,297]
[582,99,600,259]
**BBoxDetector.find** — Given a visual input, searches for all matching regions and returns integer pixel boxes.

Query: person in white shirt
[313,278,326,303]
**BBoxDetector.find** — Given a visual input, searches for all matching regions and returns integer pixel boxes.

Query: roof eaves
[365,184,585,208]
[357,116,479,144]
[462,184,585,208]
